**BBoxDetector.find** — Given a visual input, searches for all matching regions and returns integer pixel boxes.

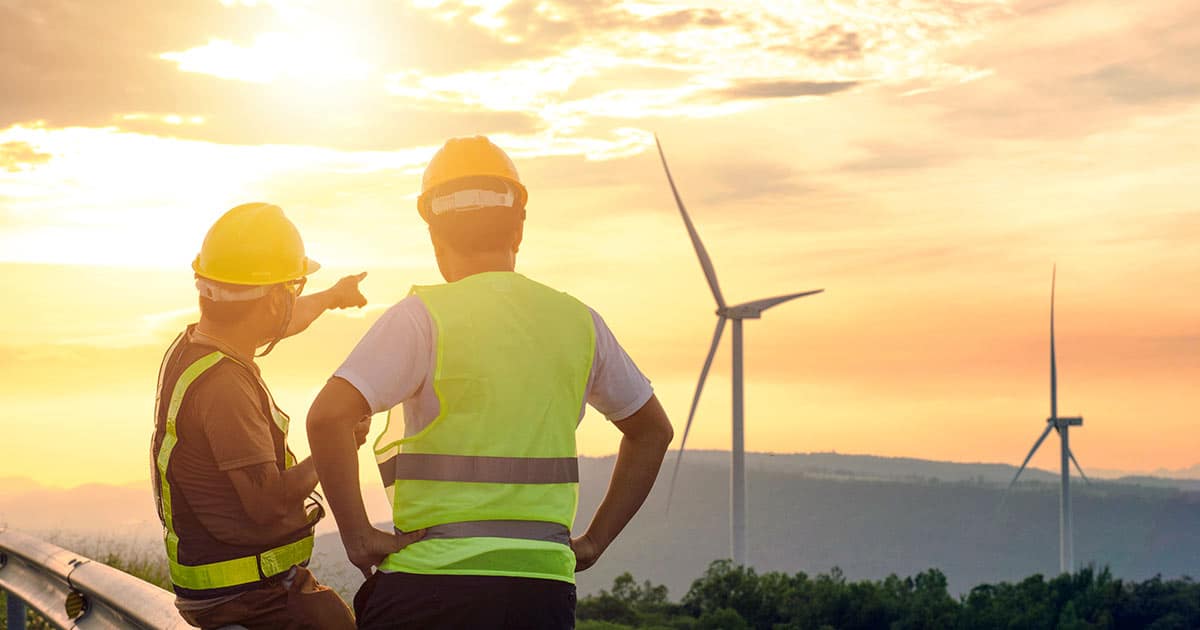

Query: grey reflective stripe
[378,453,578,485]
[405,520,570,545]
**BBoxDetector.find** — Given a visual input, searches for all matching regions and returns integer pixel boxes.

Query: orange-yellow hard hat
[192,202,320,286]
[418,136,528,222]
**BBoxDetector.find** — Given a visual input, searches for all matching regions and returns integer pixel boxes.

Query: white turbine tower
[656,137,823,566]
[1008,265,1090,574]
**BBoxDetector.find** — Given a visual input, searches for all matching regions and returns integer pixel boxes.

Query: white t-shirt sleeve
[334,296,433,415]
[587,308,654,422]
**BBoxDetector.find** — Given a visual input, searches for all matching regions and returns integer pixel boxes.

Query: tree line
[577,560,1199,629]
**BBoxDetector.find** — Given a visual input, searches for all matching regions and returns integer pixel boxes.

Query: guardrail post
[6,592,26,630]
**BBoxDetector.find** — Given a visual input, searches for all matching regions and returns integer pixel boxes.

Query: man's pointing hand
[328,272,369,309]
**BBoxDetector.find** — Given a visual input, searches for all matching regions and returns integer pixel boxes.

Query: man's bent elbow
[618,395,674,451]
[306,404,335,434]
[307,378,369,436]
[636,415,674,452]
[653,420,674,451]
[307,397,349,438]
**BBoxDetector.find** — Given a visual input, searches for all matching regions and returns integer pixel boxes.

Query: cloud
[836,142,961,173]
[0,0,544,150]
[1098,209,1200,249]
[0,0,1002,153]
[716,80,860,101]
[800,25,865,62]
[931,0,1200,139]
[1077,63,1200,105]
[0,0,272,126]
[0,141,51,172]
[691,160,815,206]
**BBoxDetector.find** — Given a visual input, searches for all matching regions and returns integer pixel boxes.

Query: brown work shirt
[152,326,304,550]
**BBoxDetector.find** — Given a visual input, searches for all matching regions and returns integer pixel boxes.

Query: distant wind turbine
[656,136,824,566]
[1007,265,1090,574]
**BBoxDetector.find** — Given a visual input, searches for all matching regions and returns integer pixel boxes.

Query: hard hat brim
[192,257,321,286]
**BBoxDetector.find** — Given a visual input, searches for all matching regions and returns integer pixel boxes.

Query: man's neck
[442,250,516,282]
[194,319,259,362]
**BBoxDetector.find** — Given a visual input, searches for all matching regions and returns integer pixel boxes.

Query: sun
[160,12,374,86]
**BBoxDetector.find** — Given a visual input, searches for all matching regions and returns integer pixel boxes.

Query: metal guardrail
[0,528,189,629]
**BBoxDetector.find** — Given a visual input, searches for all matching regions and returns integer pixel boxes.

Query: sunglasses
[283,277,307,297]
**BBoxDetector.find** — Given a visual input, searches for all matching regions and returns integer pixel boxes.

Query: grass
[0,592,55,630]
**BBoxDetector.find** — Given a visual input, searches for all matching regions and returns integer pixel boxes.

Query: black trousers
[354,571,576,630]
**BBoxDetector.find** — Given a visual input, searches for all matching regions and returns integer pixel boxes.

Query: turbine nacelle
[718,290,825,319]
[1049,416,1083,428]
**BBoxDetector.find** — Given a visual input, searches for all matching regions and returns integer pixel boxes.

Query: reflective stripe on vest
[418,520,571,544]
[155,348,313,593]
[377,453,579,485]
[375,273,595,583]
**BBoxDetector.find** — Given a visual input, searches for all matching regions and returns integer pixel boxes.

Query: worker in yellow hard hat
[150,202,420,629]
[308,137,674,628]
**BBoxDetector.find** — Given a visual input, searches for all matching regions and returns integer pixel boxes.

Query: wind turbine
[656,136,823,566]
[1007,265,1090,574]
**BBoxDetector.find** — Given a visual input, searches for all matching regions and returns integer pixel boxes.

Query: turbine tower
[656,136,823,565]
[1008,265,1090,574]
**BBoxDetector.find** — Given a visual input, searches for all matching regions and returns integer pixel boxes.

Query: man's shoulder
[391,293,429,312]
[509,274,595,312]
[372,295,433,331]
[183,354,263,410]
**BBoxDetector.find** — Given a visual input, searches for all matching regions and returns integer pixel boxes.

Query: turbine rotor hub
[721,305,762,319]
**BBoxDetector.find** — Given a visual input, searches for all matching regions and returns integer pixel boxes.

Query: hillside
[308,453,1200,601]
[3,452,1197,604]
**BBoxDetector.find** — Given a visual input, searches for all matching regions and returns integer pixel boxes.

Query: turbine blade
[655,135,726,309]
[1068,444,1090,485]
[1051,265,1058,419]
[1008,423,1055,491]
[732,290,825,316]
[666,316,727,514]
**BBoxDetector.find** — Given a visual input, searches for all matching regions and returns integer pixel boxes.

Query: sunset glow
[0,0,1197,489]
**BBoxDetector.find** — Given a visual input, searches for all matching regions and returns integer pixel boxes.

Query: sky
[0,0,1197,489]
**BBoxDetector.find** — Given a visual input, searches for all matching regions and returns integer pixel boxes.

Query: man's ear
[513,217,525,254]
[267,285,288,315]
[428,226,445,256]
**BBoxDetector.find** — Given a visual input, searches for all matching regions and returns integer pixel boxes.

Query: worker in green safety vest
[308,136,675,628]
[151,202,409,629]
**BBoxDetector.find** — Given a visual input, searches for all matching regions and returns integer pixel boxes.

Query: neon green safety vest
[375,272,595,583]
[153,334,314,598]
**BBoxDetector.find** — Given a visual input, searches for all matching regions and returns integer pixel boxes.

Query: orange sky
[0,0,1197,488]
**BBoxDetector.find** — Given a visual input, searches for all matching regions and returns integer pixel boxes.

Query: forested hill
[4,451,1196,605]
[568,454,1200,598]
[656,450,1200,489]
[306,452,1200,601]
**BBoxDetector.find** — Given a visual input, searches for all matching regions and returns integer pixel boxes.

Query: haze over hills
[3,452,1198,602]
[313,453,1200,601]
[1154,463,1200,480]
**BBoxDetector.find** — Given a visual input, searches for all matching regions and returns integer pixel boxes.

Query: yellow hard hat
[192,202,320,286]
[418,136,528,222]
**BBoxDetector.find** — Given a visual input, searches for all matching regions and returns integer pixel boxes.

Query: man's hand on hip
[570,533,604,572]
[345,527,426,579]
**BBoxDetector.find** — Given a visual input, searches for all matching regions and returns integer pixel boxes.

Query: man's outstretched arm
[572,394,673,571]
[307,376,424,577]
[284,272,369,339]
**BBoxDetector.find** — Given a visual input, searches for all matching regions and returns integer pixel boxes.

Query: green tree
[696,607,750,630]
